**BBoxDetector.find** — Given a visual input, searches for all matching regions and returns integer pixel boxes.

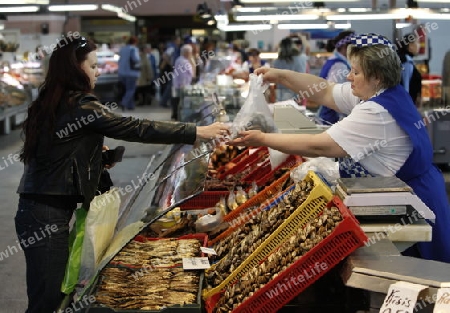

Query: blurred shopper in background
[118,36,140,110]
[397,33,422,107]
[135,44,154,106]
[273,37,307,101]
[318,30,355,125]
[171,44,194,120]
[244,48,269,74]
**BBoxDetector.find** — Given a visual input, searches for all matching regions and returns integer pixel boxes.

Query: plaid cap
[335,33,355,49]
[350,33,395,51]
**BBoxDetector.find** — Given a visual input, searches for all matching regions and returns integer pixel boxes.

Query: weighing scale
[335,176,435,222]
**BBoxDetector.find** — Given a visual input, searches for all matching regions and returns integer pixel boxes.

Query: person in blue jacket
[230,33,450,264]
[318,30,355,125]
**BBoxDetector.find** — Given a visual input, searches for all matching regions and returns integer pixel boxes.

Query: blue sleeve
[131,47,140,63]
[401,62,414,92]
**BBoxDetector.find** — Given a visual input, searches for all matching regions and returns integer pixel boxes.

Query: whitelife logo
[265,262,328,299]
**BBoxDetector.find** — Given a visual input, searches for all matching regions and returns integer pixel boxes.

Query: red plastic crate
[217,147,268,180]
[255,155,303,186]
[178,191,230,210]
[205,196,368,313]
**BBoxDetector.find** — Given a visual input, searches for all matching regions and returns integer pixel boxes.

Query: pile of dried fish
[205,179,314,289]
[111,238,201,267]
[95,267,199,310]
[213,205,343,313]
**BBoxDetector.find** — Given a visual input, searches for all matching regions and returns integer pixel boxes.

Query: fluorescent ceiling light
[235,14,319,21]
[241,0,357,2]
[0,0,48,3]
[101,4,123,14]
[0,5,39,12]
[234,7,262,12]
[337,8,346,12]
[278,23,350,29]
[348,8,372,12]
[412,13,450,19]
[117,10,136,22]
[396,22,412,28]
[218,24,272,31]
[327,13,407,20]
[48,4,98,11]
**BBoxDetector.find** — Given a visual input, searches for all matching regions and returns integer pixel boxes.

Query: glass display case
[76,142,212,298]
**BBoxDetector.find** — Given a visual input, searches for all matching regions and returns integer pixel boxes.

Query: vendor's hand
[196,122,230,141]
[228,130,265,147]
[253,68,282,84]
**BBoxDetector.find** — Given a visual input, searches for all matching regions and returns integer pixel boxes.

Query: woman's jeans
[119,76,138,110]
[15,198,74,313]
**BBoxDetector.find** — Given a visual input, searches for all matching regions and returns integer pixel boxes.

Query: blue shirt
[118,45,140,78]
[401,54,414,92]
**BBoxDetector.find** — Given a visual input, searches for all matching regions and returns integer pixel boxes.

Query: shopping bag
[231,74,287,170]
[230,73,278,139]
[61,207,88,295]
[77,188,120,290]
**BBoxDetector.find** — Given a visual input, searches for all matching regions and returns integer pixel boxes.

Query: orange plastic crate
[205,196,368,313]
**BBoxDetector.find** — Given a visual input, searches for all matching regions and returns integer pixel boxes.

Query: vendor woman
[229,33,450,263]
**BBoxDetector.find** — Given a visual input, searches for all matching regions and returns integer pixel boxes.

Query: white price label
[379,281,427,313]
[200,247,217,255]
[182,257,211,270]
[433,287,450,313]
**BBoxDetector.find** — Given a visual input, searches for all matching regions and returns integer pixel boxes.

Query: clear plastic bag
[291,157,340,185]
[230,74,278,139]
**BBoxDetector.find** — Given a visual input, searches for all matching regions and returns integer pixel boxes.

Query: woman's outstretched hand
[196,122,230,141]
[228,130,265,147]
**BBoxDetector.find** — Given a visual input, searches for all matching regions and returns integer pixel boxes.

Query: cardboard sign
[433,287,450,313]
[379,281,427,313]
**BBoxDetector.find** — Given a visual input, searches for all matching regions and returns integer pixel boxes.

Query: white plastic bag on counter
[291,157,340,185]
[230,74,278,139]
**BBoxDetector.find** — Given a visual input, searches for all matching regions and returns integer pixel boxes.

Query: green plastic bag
[61,207,88,295]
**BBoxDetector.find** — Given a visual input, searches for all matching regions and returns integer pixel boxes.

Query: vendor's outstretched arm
[254,68,340,112]
[229,130,347,158]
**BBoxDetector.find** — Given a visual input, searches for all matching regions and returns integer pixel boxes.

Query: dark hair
[278,37,298,62]
[396,33,417,63]
[20,36,97,164]
[247,48,260,57]
[128,36,138,45]
[326,30,355,52]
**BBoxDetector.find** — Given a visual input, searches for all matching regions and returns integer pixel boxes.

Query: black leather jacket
[18,93,197,208]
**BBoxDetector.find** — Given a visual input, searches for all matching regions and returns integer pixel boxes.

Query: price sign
[379,281,428,313]
[200,247,217,255]
[433,287,450,313]
[182,257,211,270]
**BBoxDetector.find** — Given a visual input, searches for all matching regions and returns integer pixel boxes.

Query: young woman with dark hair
[397,33,422,107]
[16,36,228,313]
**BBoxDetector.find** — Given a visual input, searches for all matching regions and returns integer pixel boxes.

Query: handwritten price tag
[433,287,450,313]
[379,281,427,313]
[182,257,211,270]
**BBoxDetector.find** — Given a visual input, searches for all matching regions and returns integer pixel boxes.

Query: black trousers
[171,96,180,120]
[15,198,73,313]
